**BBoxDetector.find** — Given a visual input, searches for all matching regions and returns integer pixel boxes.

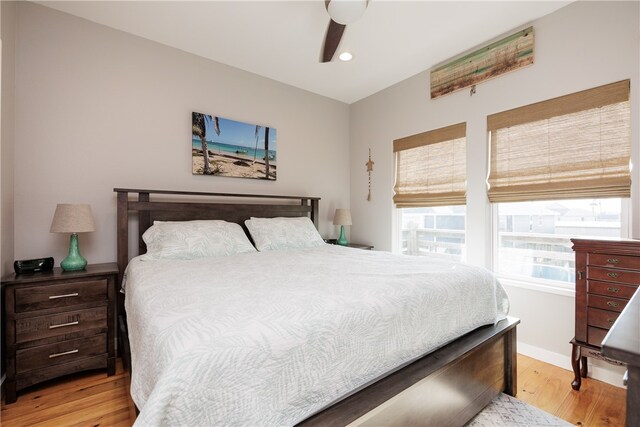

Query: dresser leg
[4,380,17,404]
[571,343,582,390]
[580,356,588,378]
[107,356,116,376]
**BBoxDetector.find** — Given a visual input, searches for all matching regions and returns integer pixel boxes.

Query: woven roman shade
[393,123,466,207]
[487,80,631,202]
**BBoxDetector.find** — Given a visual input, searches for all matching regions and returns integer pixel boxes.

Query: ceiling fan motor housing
[326,0,368,25]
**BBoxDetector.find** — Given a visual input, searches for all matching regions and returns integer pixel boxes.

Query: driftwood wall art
[430,26,534,99]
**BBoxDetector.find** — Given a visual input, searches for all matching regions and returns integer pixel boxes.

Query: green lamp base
[60,233,88,271]
[337,225,348,246]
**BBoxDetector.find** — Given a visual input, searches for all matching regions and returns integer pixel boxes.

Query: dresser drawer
[587,267,640,285]
[16,334,106,374]
[587,307,620,330]
[588,280,638,299]
[15,279,108,313]
[587,326,609,347]
[15,307,107,344]
[589,253,640,270]
[587,294,629,313]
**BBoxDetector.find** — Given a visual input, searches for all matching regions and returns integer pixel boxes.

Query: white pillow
[142,220,256,260]
[245,217,325,252]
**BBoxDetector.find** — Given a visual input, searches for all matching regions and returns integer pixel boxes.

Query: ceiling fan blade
[321,19,346,63]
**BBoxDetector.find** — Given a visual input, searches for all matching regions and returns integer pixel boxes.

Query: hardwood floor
[517,355,626,426]
[1,359,133,427]
[0,354,626,426]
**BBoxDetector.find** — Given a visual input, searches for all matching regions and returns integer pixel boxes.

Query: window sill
[498,276,575,298]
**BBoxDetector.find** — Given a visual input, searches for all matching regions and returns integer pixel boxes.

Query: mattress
[124,244,509,426]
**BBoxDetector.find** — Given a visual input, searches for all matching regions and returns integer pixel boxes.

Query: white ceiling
[38,1,572,104]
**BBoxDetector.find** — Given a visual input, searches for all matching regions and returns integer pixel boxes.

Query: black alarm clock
[14,257,54,275]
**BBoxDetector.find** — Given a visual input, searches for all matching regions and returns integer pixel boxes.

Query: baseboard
[518,342,626,388]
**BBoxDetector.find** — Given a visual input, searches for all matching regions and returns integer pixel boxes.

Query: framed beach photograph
[192,111,277,180]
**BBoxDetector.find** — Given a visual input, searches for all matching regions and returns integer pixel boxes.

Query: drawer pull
[578,271,583,280]
[48,292,79,300]
[49,349,78,359]
[608,318,616,324]
[607,301,620,308]
[607,258,619,264]
[607,273,619,278]
[607,287,620,293]
[49,320,79,329]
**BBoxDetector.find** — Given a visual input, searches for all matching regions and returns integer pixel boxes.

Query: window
[399,206,466,261]
[488,80,631,287]
[394,123,466,261]
[495,198,626,286]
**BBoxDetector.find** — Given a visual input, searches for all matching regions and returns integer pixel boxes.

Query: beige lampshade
[333,209,352,226]
[50,204,96,233]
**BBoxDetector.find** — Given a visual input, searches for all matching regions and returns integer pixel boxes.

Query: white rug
[465,393,573,427]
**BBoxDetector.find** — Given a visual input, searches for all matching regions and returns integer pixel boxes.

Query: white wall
[1,1,16,276]
[13,2,350,265]
[349,1,639,385]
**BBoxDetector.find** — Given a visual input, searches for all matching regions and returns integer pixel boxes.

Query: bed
[115,188,519,426]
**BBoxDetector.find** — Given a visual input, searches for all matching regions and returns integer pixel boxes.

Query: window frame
[486,80,633,293]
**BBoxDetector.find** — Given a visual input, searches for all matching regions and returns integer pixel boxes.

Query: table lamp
[333,208,352,246]
[50,204,96,271]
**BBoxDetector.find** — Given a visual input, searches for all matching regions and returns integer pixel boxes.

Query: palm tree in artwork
[253,125,261,164]
[264,127,270,179]
[253,125,271,179]
[192,112,220,175]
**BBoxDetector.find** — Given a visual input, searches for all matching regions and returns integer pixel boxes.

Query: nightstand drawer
[589,253,640,270]
[588,280,638,299]
[587,307,620,330]
[16,334,106,374]
[15,279,107,313]
[16,355,107,391]
[15,307,107,344]
[587,294,628,312]
[587,267,640,285]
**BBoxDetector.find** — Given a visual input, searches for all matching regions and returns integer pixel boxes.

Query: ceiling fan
[321,0,369,63]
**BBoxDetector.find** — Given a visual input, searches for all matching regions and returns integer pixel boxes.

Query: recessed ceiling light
[339,52,353,62]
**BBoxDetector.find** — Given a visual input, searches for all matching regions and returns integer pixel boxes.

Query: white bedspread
[125,244,509,426]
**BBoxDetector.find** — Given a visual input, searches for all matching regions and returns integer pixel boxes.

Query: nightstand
[325,239,374,250]
[1,262,118,404]
[344,243,374,250]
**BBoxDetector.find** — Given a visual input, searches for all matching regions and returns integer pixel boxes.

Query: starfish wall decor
[366,148,374,201]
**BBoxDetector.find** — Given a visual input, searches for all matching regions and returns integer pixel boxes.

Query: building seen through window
[496,199,623,285]
[399,206,466,261]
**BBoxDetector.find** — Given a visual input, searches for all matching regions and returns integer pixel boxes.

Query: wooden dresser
[570,238,640,391]
[2,263,118,403]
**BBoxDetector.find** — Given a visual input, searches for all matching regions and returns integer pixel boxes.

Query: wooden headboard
[113,188,319,364]
[114,187,320,290]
